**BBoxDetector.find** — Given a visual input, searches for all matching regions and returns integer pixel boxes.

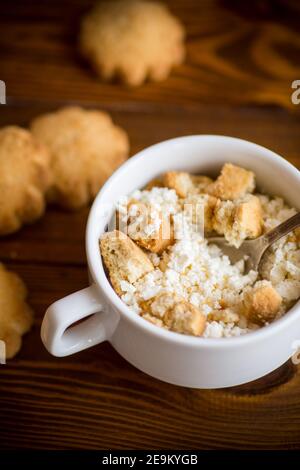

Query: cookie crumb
[242,280,282,325]
[213,195,263,247]
[150,293,206,336]
[206,163,255,200]
[163,171,195,198]
[100,230,154,295]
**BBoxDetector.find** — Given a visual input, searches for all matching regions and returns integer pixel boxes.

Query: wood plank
[5,262,89,318]
[1,0,299,109]
[0,101,299,449]
[0,356,299,449]
[1,0,300,451]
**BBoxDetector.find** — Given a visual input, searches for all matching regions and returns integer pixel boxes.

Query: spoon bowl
[209,212,300,273]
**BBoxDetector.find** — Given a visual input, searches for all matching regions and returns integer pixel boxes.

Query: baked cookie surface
[79,0,185,86]
[30,106,129,210]
[0,263,33,359]
[100,230,154,296]
[0,126,50,235]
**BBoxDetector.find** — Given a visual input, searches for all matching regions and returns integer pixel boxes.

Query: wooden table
[0,0,300,450]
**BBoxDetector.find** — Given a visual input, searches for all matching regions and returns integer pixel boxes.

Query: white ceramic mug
[41,135,300,388]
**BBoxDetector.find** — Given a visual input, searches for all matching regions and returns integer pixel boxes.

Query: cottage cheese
[111,178,300,338]
[120,205,258,336]
[258,195,300,309]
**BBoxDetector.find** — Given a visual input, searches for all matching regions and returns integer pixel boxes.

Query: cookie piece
[242,280,282,325]
[208,309,239,324]
[158,251,170,272]
[100,230,154,296]
[163,172,194,198]
[30,106,129,210]
[206,163,255,200]
[213,195,263,247]
[0,263,33,359]
[79,0,185,86]
[144,178,164,190]
[234,195,263,238]
[126,201,174,254]
[191,175,213,192]
[142,312,164,328]
[150,293,206,335]
[166,300,206,336]
[0,126,51,235]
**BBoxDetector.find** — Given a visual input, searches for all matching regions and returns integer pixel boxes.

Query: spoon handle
[264,212,300,246]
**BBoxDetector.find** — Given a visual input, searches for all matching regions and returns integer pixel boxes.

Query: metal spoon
[208,212,300,274]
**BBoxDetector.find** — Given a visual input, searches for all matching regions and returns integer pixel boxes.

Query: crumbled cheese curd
[118,187,179,216]
[119,201,260,337]
[258,195,300,310]
[116,187,179,242]
[113,180,300,338]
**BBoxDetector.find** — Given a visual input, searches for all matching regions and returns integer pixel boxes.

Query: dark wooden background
[0,0,300,450]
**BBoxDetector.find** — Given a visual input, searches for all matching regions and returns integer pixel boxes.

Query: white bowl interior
[87,135,300,341]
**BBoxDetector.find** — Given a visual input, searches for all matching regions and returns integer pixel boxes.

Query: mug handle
[41,284,115,357]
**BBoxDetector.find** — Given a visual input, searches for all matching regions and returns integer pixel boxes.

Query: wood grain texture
[0,103,299,450]
[0,358,300,450]
[0,0,300,450]
[0,0,299,109]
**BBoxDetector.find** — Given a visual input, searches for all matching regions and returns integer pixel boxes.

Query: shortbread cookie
[234,195,263,238]
[150,293,206,335]
[213,195,263,247]
[295,228,300,243]
[144,178,164,190]
[79,0,185,86]
[208,309,239,324]
[206,163,255,200]
[125,201,174,253]
[100,230,154,295]
[163,172,213,198]
[0,263,33,359]
[0,126,50,235]
[163,172,194,198]
[30,107,129,210]
[191,175,213,192]
[242,280,282,325]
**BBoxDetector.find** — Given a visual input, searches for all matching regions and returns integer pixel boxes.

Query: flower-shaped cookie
[0,126,51,235]
[0,263,33,359]
[30,106,129,210]
[79,0,185,86]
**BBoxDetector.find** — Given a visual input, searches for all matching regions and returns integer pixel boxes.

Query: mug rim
[86,134,300,348]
